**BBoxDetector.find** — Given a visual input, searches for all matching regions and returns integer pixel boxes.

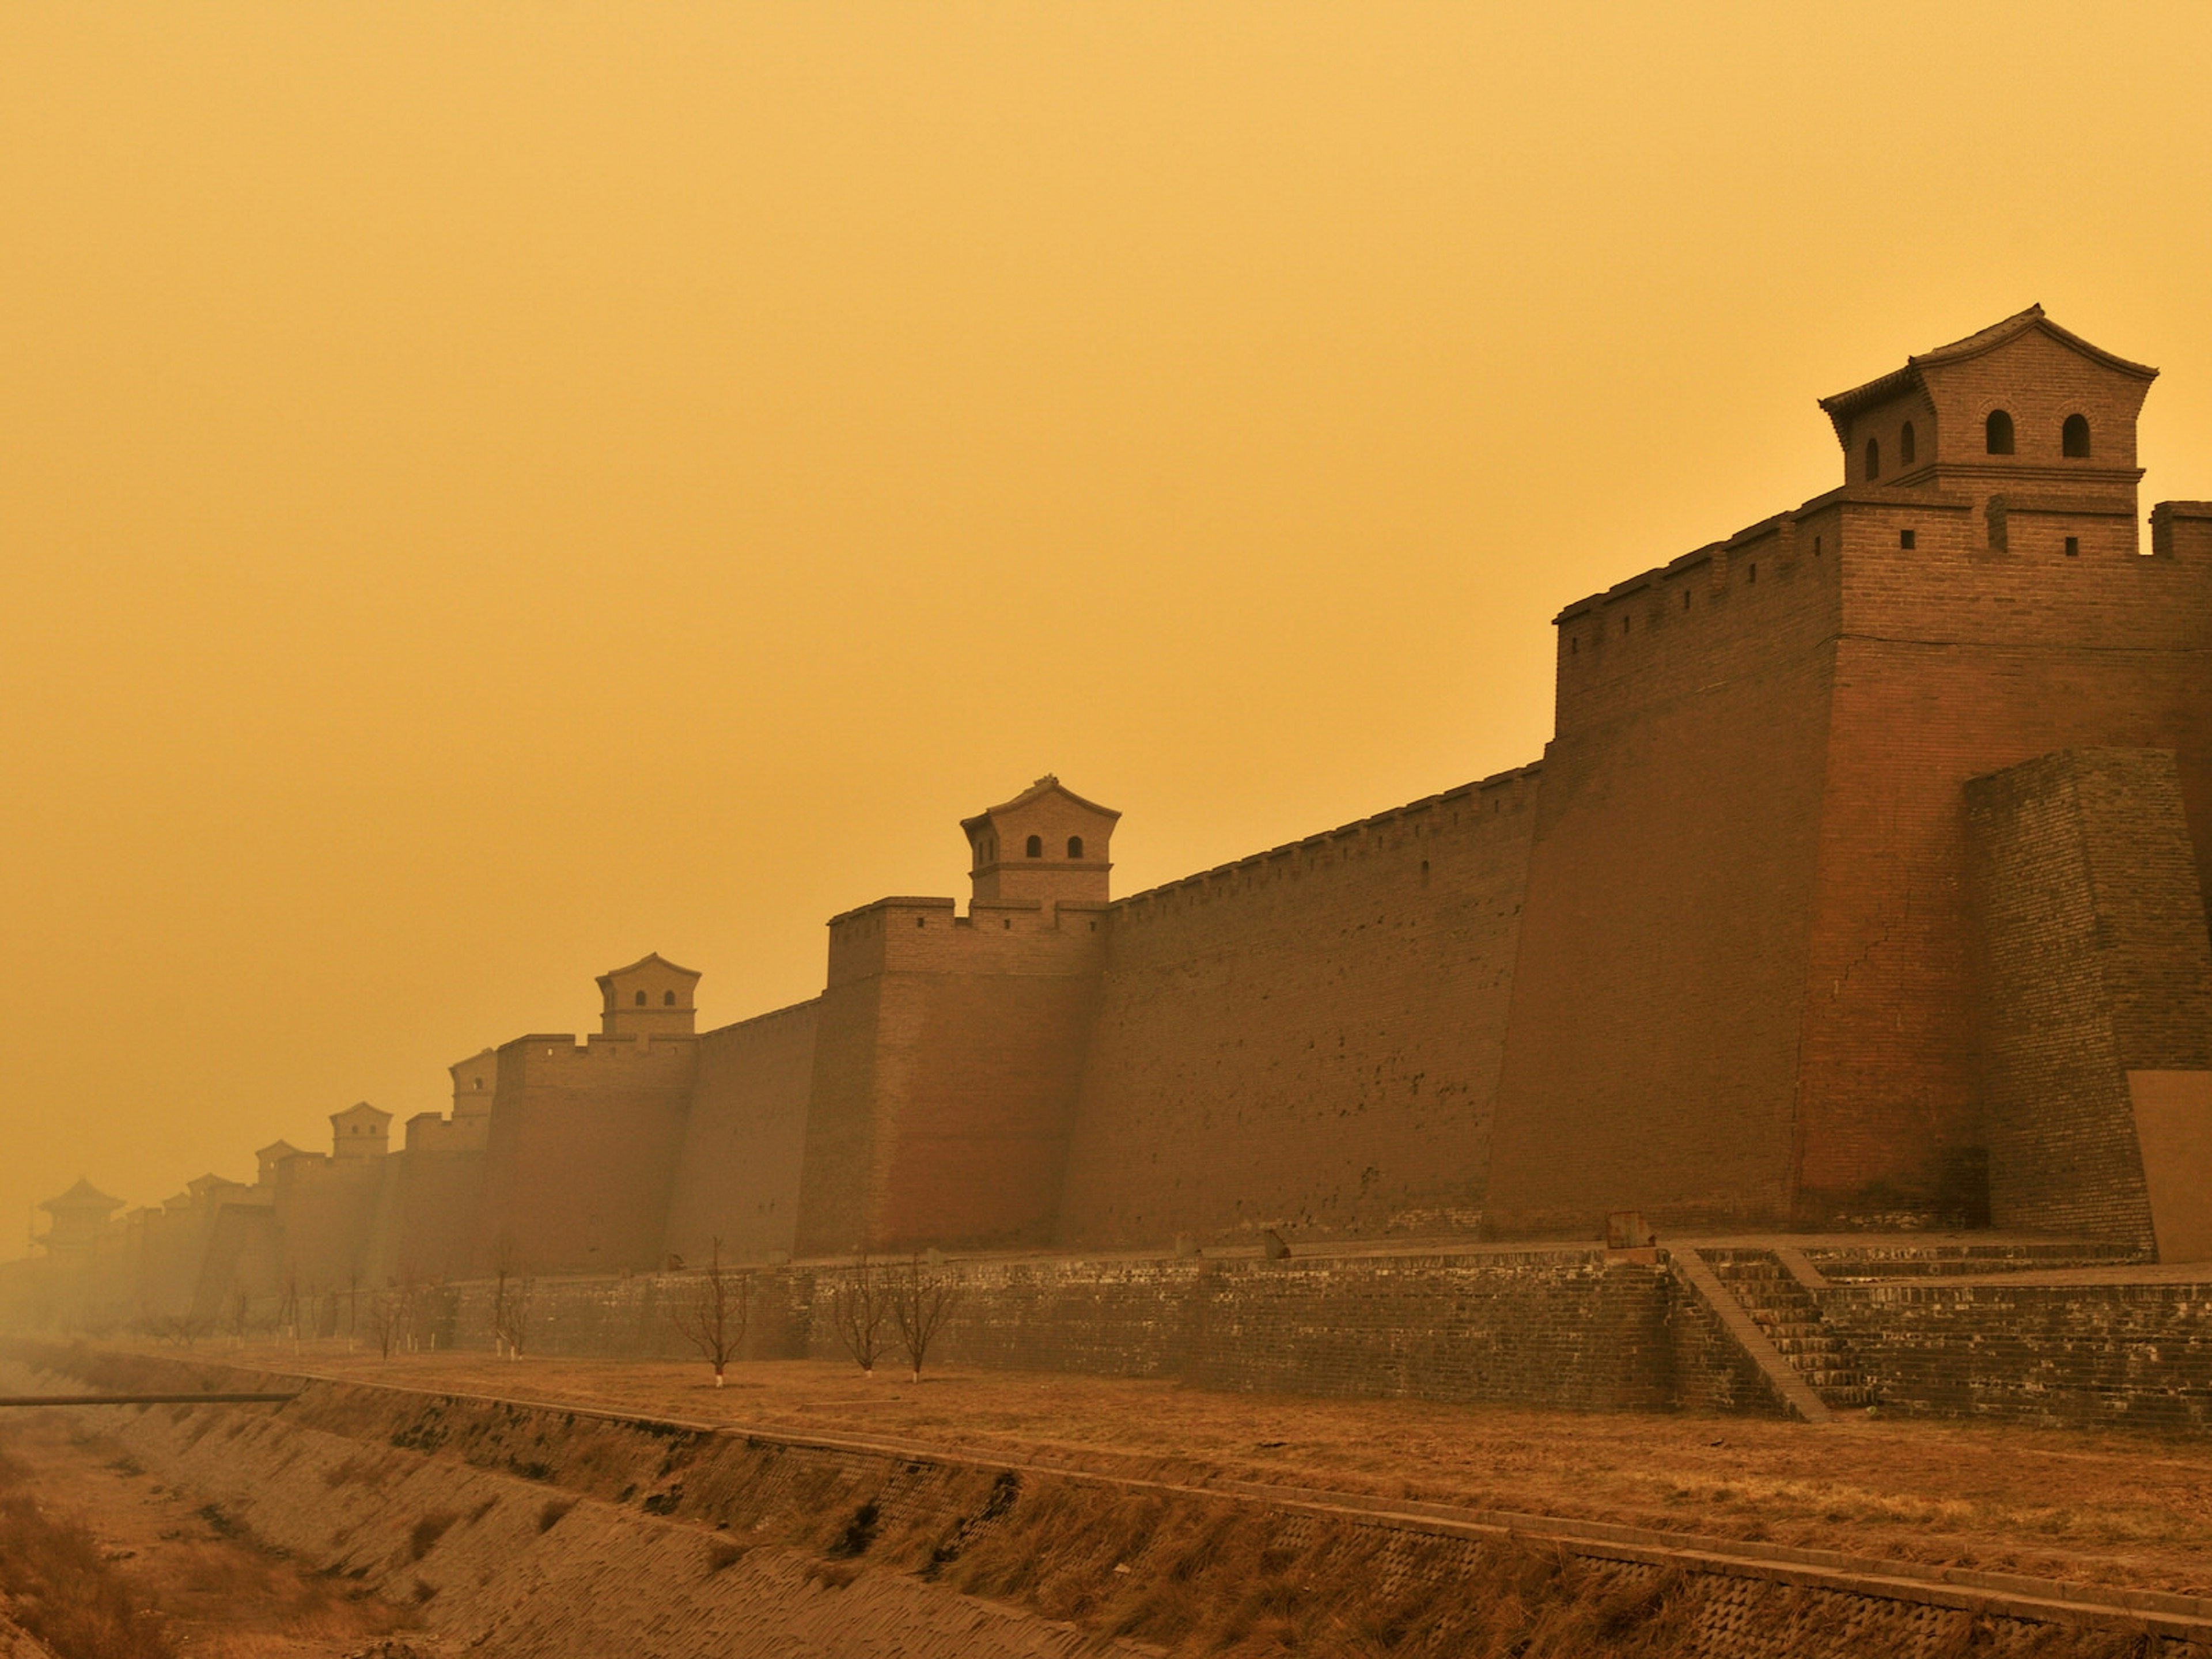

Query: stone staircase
[1703,1249,1873,1411]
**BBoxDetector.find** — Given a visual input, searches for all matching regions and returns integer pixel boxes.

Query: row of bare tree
[669,1240,963,1386]
[139,1238,962,1387]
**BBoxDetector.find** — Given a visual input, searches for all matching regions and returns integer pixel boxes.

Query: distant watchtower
[329,1101,392,1160]
[963,775,1120,907]
[596,953,701,1037]
[37,1179,122,1256]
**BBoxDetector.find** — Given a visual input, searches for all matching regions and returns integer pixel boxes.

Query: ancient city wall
[660,998,821,1266]
[794,900,1108,1256]
[1792,491,2212,1226]
[472,1033,698,1278]
[1054,770,1539,1251]
[364,1146,487,1287]
[1485,510,1844,1237]
[270,1158,385,1300]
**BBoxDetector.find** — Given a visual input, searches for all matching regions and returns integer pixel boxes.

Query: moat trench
[3,1345,2209,1659]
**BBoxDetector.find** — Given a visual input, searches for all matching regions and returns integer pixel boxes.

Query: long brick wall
[1819,1278,2212,1433]
[1487,510,1842,1236]
[376,1244,1763,1418]
[1056,771,1539,1250]
[659,998,820,1266]
[793,899,1107,1255]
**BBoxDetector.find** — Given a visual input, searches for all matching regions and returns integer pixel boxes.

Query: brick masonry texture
[1819,1279,2212,1432]
[197,1243,2212,1435]
[393,1246,1774,1419]
[660,998,820,1266]
[1968,749,2212,1251]
[1057,771,1538,1248]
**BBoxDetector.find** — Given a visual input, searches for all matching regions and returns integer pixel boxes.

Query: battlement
[404,1108,490,1153]
[1552,476,2212,745]
[2152,501,2212,559]
[496,1029,700,1085]
[1109,764,1540,926]
[824,893,1108,987]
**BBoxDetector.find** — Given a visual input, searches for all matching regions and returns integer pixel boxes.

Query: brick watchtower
[1486,309,2212,1241]
[963,775,1120,908]
[37,1178,122,1258]
[793,778,1117,1255]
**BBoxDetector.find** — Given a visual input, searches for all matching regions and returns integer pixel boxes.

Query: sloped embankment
[11,1345,2210,1659]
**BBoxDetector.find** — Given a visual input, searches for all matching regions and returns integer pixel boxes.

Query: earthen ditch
[6,1342,2211,1658]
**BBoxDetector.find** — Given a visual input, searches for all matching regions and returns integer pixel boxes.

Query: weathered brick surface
[794,900,1107,1255]
[1967,750,2212,1250]
[1491,316,2212,1238]
[472,1032,698,1277]
[1820,1278,2212,1432]
[1488,513,1839,1236]
[419,1246,1776,1419]
[1057,771,1538,1249]
[660,998,820,1266]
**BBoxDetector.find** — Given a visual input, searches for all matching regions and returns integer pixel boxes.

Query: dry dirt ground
[0,1408,415,1659]
[124,1340,2212,1601]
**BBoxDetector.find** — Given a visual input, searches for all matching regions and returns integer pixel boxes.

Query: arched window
[1899,421,1916,465]
[1864,437,1880,480]
[634,990,647,1006]
[2063,414,2091,457]
[1025,835,1043,858]
[663,990,676,1006]
[1067,835,1084,859]
[1986,410,2015,454]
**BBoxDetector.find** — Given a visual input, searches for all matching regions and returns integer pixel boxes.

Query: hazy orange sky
[5,3,2211,1251]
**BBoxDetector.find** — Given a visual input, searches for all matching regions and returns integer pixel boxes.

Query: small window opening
[1003,917,1011,929]
[1900,529,1916,550]
[1864,437,1880,480]
[1986,410,2015,454]
[1814,536,1822,556]
[634,990,647,1006]
[916,915,926,927]
[2065,536,2081,558]
[663,990,676,1006]
[1025,835,1043,858]
[2062,414,2091,458]
[474,1077,483,1091]
[1622,615,1630,634]
[1570,637,1578,654]
[1419,859,1431,888]
[1683,590,1691,610]
[1067,835,1084,858]
[1900,421,1916,465]
[1747,563,1758,584]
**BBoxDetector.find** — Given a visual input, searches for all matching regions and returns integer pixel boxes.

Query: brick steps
[1706,1251,1873,1412]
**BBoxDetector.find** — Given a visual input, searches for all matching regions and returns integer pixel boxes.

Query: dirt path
[150,1341,2212,1599]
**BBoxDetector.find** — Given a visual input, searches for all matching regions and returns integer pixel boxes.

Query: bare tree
[145,1308,201,1347]
[493,1272,535,1360]
[888,1253,964,1382]
[226,1284,255,1346]
[669,1237,751,1387]
[828,1256,889,1376]
[364,1285,413,1360]
[276,1264,301,1344]
[491,1233,526,1358]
